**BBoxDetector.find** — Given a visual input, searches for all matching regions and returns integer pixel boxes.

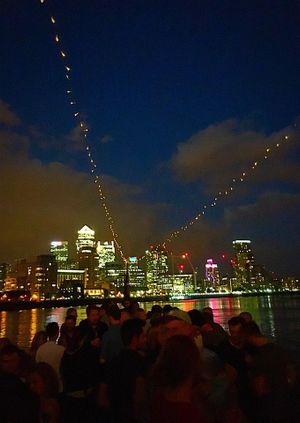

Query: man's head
[137,308,147,321]
[128,301,140,317]
[203,306,213,316]
[66,307,77,322]
[163,304,173,315]
[242,321,264,347]
[46,322,59,341]
[86,305,100,326]
[64,315,76,332]
[0,345,21,375]
[107,304,121,325]
[239,311,253,324]
[121,318,146,351]
[228,316,244,347]
[120,309,131,323]
[165,317,191,338]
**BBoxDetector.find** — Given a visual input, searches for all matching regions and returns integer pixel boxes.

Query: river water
[1,295,300,362]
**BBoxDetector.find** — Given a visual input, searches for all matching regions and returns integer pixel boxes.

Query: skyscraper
[76,225,96,251]
[232,240,255,288]
[77,225,97,290]
[145,247,169,294]
[34,255,58,299]
[97,241,116,269]
[205,259,220,288]
[128,256,146,293]
[50,241,69,269]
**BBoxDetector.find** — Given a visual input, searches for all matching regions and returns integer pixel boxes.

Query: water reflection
[0,311,7,337]
[30,308,38,342]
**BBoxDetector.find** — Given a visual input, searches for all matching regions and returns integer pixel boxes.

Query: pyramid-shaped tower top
[78,224,95,236]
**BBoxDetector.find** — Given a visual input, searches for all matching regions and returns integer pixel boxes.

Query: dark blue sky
[1,0,300,275]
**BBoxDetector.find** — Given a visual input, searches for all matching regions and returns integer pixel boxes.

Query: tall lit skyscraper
[77,225,97,290]
[50,241,69,269]
[232,240,255,288]
[145,247,169,293]
[34,255,58,299]
[205,259,220,287]
[76,225,96,251]
[97,241,116,268]
[128,256,146,292]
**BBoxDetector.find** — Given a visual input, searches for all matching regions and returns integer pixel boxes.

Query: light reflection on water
[0,295,299,362]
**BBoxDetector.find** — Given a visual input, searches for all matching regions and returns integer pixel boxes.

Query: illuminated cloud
[27,123,86,153]
[0,103,299,275]
[0,124,169,262]
[0,100,21,127]
[170,119,299,193]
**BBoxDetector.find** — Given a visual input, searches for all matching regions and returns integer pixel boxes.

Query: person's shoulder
[36,341,48,353]
[57,343,65,352]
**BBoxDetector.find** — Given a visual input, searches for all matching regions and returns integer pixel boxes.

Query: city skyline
[1,223,295,281]
[2,225,298,300]
[0,1,300,275]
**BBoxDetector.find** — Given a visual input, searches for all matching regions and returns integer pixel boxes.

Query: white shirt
[36,340,65,391]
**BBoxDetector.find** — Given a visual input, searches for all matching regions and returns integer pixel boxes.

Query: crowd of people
[0,300,299,422]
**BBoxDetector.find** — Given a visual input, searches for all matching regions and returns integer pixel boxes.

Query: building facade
[232,240,255,289]
[97,241,116,269]
[145,248,169,294]
[34,255,58,299]
[76,225,96,251]
[77,225,97,289]
[50,241,69,269]
[205,259,220,289]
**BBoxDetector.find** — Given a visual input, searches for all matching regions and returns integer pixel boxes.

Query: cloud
[170,119,299,193]
[28,123,86,153]
[222,191,300,274]
[0,125,169,262]
[0,129,30,158]
[0,100,21,127]
[0,103,299,276]
[100,134,113,144]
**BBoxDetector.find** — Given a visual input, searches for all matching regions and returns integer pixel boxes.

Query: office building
[232,240,255,288]
[50,241,69,269]
[57,269,86,299]
[57,269,87,288]
[128,256,146,293]
[76,225,96,251]
[34,255,58,299]
[77,225,97,289]
[78,247,98,290]
[97,241,116,269]
[205,259,220,287]
[145,247,169,294]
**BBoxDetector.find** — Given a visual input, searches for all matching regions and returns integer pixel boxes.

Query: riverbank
[0,289,299,311]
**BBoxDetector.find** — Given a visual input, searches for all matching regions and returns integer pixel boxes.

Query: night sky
[1,0,300,276]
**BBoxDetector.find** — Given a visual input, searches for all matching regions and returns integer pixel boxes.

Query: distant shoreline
[0,290,299,311]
